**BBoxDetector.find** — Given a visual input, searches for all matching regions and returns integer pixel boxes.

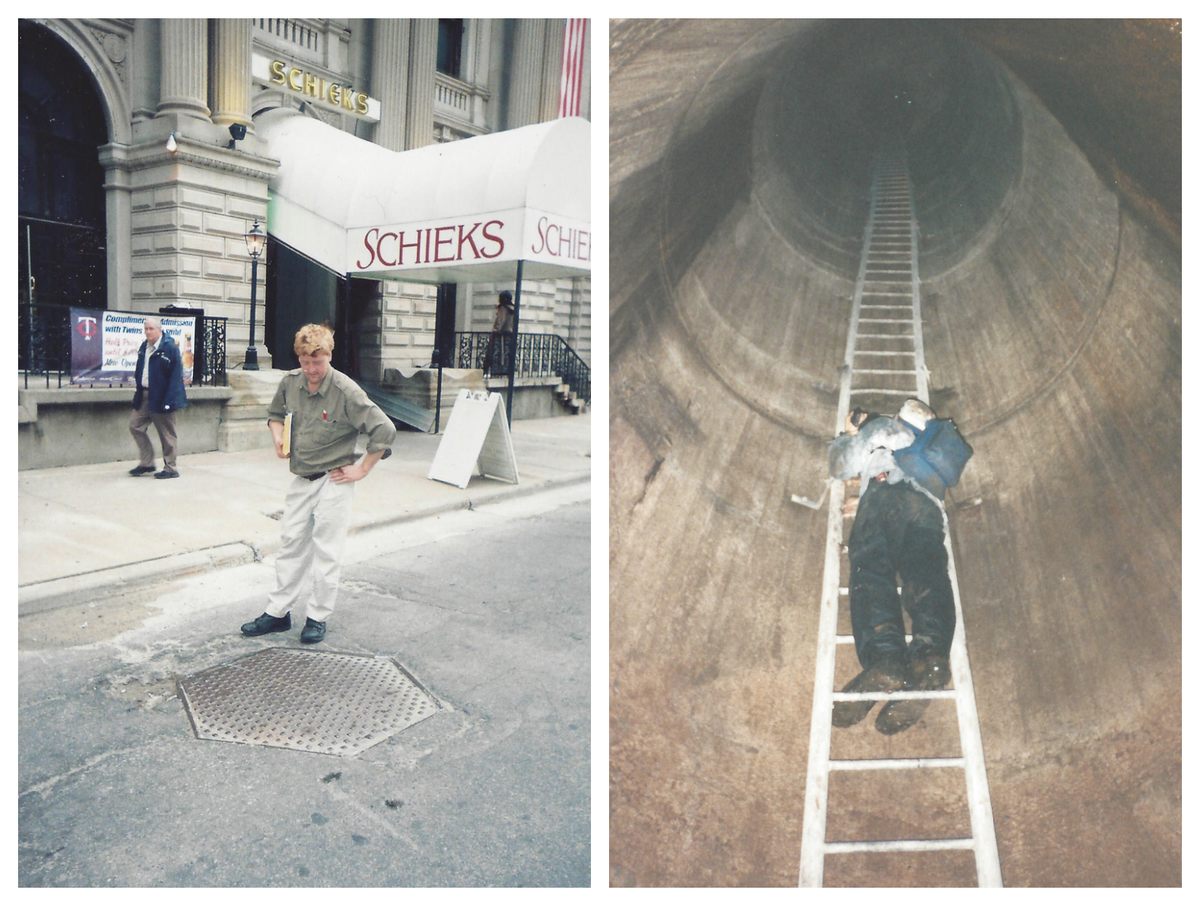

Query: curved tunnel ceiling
[610,19,1180,887]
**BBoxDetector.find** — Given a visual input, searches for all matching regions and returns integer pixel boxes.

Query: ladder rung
[854,349,915,356]
[828,757,965,771]
[858,318,913,324]
[834,633,913,644]
[824,839,975,855]
[832,689,957,702]
[849,387,916,395]
[853,368,917,375]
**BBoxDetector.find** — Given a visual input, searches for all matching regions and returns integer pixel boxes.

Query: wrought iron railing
[18,302,229,389]
[455,331,590,404]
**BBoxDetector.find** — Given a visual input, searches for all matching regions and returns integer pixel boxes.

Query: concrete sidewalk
[18,414,591,611]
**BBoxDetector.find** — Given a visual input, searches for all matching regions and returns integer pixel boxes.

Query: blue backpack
[894,418,973,499]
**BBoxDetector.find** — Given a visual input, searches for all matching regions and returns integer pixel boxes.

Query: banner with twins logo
[70,308,196,386]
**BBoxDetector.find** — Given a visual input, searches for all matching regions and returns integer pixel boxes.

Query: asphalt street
[18,488,590,887]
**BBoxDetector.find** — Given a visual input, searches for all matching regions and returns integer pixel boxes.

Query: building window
[437,19,464,78]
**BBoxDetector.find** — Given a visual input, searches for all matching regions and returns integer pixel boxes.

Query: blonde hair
[293,323,334,357]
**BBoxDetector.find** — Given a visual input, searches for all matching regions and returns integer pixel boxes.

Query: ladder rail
[797,163,879,889]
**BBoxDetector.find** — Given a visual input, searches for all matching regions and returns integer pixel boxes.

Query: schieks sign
[252,54,381,123]
[347,210,590,274]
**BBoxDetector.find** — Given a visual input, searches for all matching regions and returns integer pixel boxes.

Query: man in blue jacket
[128,317,188,479]
[827,398,957,735]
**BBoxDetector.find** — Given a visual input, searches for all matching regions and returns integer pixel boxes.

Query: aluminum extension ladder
[797,155,1002,887]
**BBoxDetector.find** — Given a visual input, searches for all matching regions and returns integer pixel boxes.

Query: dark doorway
[265,237,383,380]
[338,275,383,379]
[265,237,339,371]
[18,21,109,339]
[433,283,457,367]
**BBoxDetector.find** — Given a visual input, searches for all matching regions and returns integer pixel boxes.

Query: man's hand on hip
[330,463,369,483]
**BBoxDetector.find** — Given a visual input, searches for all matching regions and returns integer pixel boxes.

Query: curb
[18,473,590,616]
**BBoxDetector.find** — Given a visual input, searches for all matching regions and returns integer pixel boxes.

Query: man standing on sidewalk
[128,317,188,480]
[240,323,396,644]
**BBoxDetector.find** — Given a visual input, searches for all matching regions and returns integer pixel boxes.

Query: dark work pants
[484,333,510,374]
[848,480,955,670]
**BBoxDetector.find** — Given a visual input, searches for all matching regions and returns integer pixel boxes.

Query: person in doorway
[240,323,396,645]
[483,289,515,376]
[128,317,188,479]
[826,398,960,735]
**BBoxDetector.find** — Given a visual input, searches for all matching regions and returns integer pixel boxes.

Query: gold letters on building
[269,59,370,116]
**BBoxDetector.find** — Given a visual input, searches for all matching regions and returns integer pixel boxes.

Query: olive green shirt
[267,367,396,476]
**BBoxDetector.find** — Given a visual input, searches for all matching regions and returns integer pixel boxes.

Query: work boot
[875,651,952,735]
[832,655,907,728]
[240,612,291,636]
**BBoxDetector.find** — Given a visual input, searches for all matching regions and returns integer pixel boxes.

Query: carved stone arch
[251,88,292,119]
[33,19,132,144]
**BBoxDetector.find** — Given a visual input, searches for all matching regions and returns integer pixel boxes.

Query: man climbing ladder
[828,398,971,734]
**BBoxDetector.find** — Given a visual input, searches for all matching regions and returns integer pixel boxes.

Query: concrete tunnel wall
[609,20,1180,886]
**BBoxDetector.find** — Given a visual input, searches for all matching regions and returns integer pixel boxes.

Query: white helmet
[897,398,936,430]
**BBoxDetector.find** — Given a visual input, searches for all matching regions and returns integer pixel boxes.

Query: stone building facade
[19,18,591,383]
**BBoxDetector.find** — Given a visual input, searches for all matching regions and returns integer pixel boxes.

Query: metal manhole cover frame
[177,646,441,757]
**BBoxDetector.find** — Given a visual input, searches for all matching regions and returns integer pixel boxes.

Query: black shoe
[300,618,326,644]
[832,656,907,728]
[154,468,180,479]
[875,652,952,735]
[241,612,291,636]
[129,465,156,476]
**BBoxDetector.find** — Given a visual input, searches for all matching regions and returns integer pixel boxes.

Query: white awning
[256,108,591,284]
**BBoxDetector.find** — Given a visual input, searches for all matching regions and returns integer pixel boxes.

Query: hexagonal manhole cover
[177,647,440,756]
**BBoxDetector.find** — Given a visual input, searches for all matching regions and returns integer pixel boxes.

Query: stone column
[405,19,437,149]
[98,144,133,311]
[157,19,211,120]
[540,19,565,123]
[210,19,252,130]
[509,19,546,128]
[370,19,410,152]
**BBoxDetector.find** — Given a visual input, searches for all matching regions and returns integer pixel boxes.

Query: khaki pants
[265,474,356,623]
[129,399,178,469]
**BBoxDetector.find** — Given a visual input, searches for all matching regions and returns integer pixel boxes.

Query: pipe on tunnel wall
[610,19,1180,887]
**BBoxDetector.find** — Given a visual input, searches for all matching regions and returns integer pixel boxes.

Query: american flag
[558,19,587,118]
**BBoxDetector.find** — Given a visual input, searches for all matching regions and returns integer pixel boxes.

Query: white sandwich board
[427,390,519,489]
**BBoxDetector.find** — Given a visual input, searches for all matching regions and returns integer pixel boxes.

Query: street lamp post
[243,219,266,370]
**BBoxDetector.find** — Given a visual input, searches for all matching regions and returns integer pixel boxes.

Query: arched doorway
[18,19,109,369]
